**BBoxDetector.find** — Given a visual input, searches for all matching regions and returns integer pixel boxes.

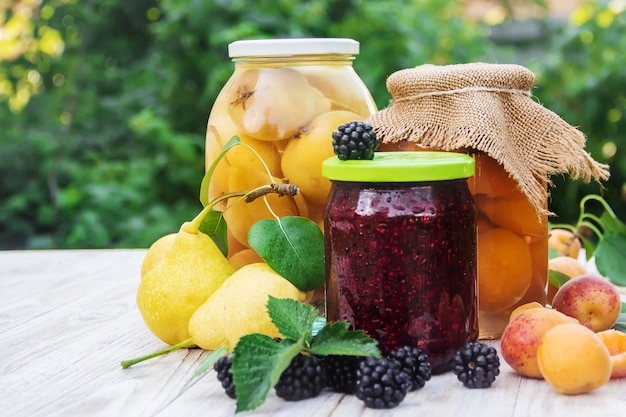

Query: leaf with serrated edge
[232,335,302,413]
[267,296,318,342]
[309,321,381,358]
[248,216,325,291]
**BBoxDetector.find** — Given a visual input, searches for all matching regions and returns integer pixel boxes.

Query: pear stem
[121,338,194,369]
[187,184,300,233]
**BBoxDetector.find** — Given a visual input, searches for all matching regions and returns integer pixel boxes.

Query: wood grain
[1,249,624,417]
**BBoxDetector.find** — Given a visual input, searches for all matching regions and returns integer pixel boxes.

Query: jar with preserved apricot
[468,151,548,339]
[205,38,377,308]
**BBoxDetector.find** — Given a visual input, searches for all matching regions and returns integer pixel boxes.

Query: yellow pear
[136,221,235,346]
[188,262,305,351]
[140,233,177,277]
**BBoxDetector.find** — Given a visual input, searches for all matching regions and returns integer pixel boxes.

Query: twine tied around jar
[367,62,610,216]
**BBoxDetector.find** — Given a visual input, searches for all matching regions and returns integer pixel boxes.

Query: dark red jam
[324,179,477,374]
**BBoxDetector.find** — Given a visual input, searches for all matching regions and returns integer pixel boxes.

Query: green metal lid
[322,151,475,182]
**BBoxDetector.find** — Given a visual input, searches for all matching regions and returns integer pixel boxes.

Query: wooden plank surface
[1,249,625,417]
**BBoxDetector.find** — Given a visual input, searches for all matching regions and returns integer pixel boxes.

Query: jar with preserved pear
[205,38,377,309]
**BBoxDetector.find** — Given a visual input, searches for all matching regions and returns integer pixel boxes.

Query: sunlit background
[1,0,624,249]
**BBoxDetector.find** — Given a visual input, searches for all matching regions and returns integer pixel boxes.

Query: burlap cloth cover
[367,62,610,216]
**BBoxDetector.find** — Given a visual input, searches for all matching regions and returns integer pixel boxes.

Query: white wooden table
[1,249,625,417]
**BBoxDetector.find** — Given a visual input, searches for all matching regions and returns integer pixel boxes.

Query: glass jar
[205,38,377,308]
[322,152,478,374]
[468,151,548,339]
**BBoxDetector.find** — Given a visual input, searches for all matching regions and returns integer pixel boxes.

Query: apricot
[228,67,330,141]
[548,228,582,259]
[476,213,494,233]
[468,152,520,198]
[597,329,626,378]
[500,307,577,378]
[476,194,547,237]
[477,227,533,312]
[509,301,545,322]
[376,141,429,152]
[281,110,362,206]
[547,256,588,304]
[537,323,612,394]
[551,274,621,332]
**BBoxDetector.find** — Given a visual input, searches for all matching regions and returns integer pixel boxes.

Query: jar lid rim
[322,151,475,182]
[229,38,359,58]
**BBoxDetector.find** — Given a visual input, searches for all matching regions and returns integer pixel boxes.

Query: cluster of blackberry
[214,345,433,409]
[331,120,379,160]
[215,341,499,409]
[452,341,500,389]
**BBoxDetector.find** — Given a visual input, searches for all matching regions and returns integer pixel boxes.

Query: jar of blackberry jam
[322,151,478,374]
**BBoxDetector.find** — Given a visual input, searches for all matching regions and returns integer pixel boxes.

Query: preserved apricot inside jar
[205,38,376,260]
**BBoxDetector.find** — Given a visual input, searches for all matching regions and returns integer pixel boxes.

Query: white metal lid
[228,38,360,58]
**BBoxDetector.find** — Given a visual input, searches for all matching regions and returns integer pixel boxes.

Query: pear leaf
[232,334,302,413]
[199,135,241,207]
[594,233,626,286]
[267,296,318,342]
[309,321,381,357]
[198,208,228,257]
[248,216,325,292]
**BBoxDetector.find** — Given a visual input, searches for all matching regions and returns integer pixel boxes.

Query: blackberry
[214,356,236,399]
[355,356,411,409]
[331,121,379,160]
[453,341,500,389]
[323,355,363,394]
[387,346,432,391]
[274,354,327,401]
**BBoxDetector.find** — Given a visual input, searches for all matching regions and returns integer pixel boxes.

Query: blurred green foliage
[0,0,623,249]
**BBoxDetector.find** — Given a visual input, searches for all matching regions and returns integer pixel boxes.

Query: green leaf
[248,216,325,292]
[232,335,302,413]
[182,347,228,391]
[582,237,597,261]
[198,208,228,257]
[549,269,572,289]
[594,232,626,286]
[199,135,241,207]
[267,296,318,342]
[548,246,562,260]
[309,321,381,358]
[600,209,626,235]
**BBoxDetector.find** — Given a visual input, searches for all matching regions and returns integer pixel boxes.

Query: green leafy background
[1,0,624,249]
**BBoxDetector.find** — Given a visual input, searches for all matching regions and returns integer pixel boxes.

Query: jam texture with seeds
[324,180,478,374]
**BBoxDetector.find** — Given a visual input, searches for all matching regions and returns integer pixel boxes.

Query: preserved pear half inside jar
[205,38,377,306]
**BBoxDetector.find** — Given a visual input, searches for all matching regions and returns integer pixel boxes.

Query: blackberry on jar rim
[322,151,478,374]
